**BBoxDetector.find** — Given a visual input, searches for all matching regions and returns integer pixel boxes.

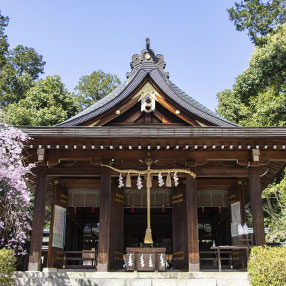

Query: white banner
[52,205,66,249]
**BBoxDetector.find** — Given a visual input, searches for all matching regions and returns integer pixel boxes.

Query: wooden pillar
[97,166,111,271]
[186,174,200,272]
[28,166,47,271]
[109,186,124,269]
[172,186,188,269]
[47,185,56,268]
[249,167,265,246]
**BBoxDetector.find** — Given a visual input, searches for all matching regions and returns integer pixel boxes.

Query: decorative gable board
[107,101,188,126]
[82,80,215,127]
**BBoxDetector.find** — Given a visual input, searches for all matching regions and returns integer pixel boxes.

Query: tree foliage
[0,45,45,108]
[263,170,286,242]
[248,246,286,285]
[218,7,286,241]
[0,10,9,69]
[0,249,16,286]
[75,70,121,109]
[0,11,46,108]
[3,76,80,126]
[0,10,121,126]
[228,0,286,44]
[217,24,286,127]
[0,125,34,255]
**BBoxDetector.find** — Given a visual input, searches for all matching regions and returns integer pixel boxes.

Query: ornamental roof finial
[146,38,150,50]
[127,38,169,79]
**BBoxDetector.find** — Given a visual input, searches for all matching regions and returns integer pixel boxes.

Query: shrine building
[21,40,286,272]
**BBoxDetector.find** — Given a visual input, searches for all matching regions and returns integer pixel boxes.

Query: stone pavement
[15,270,250,286]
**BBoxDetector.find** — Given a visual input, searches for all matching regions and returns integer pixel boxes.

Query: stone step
[15,271,250,286]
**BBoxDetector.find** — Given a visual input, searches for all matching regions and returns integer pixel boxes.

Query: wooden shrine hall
[22,39,286,272]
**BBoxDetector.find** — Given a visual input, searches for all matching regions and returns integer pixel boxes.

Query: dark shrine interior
[65,206,231,258]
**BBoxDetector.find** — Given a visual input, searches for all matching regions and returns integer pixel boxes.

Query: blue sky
[1,0,254,112]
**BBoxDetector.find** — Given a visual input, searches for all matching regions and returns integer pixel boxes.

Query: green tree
[9,45,45,80]
[75,70,121,109]
[263,171,286,242]
[3,75,80,126]
[0,10,9,69]
[0,46,45,107]
[217,15,286,240]
[0,11,46,108]
[217,24,286,127]
[216,89,246,124]
[228,0,286,45]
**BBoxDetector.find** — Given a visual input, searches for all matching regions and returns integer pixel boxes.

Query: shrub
[248,246,286,286]
[0,249,16,286]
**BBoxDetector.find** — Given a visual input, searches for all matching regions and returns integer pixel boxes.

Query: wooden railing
[63,251,97,269]
[200,250,232,269]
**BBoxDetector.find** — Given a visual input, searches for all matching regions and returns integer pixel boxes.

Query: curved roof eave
[57,68,148,127]
[57,64,236,127]
[149,68,237,127]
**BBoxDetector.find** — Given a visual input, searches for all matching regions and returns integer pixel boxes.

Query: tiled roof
[58,53,236,127]
[20,126,286,138]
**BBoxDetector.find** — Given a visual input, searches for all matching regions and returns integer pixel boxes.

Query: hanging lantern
[201,207,205,214]
[92,207,95,213]
[118,173,124,188]
[126,173,131,187]
[73,207,77,215]
[166,172,172,187]
[218,206,222,214]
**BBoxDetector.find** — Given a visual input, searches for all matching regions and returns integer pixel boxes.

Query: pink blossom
[0,125,34,256]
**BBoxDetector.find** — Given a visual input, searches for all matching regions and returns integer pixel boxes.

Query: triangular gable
[83,80,201,127]
[58,43,236,127]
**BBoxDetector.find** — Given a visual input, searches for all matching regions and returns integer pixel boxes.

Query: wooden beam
[197,178,236,189]
[249,167,265,246]
[156,96,198,126]
[196,168,249,178]
[186,175,200,271]
[46,166,250,178]
[28,166,47,271]
[44,149,250,163]
[59,178,100,187]
[47,167,101,177]
[153,110,172,124]
[122,110,142,123]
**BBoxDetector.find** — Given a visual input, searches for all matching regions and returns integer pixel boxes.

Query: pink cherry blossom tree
[0,124,34,256]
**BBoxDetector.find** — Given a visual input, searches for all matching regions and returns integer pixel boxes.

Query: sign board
[52,205,66,249]
[231,201,241,237]
[231,201,241,223]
